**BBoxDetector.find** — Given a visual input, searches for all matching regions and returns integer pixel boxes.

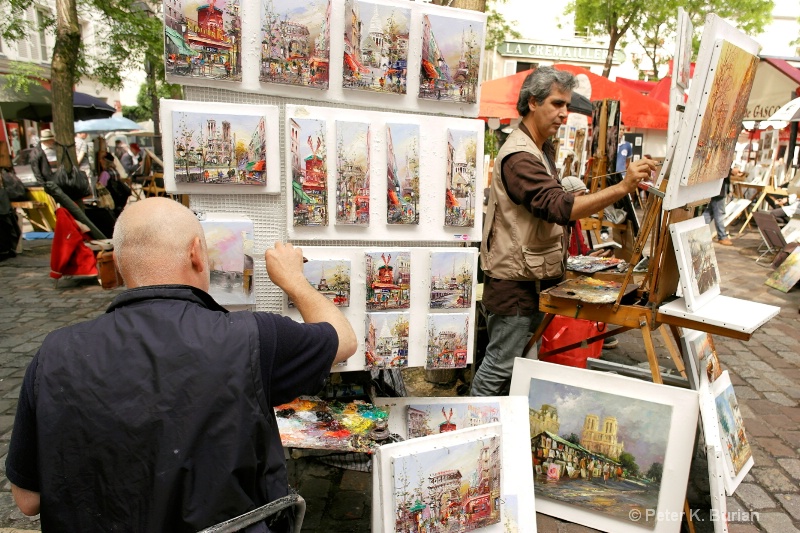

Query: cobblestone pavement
[0,227,798,532]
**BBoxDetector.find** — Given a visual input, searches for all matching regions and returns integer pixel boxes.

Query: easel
[737,184,788,234]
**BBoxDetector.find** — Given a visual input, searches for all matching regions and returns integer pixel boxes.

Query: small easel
[737,184,788,235]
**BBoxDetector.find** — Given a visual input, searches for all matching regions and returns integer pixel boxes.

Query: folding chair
[196,493,306,533]
[752,210,797,268]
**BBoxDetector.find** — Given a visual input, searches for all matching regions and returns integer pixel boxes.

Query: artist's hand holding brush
[568,158,657,221]
[266,242,357,363]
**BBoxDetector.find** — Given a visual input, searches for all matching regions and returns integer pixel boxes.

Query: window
[35,8,50,61]
[515,61,537,73]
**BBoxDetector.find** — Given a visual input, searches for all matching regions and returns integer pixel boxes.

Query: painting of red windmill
[366,251,410,310]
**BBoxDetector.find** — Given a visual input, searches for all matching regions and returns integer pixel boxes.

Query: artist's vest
[34,285,283,532]
[481,129,566,281]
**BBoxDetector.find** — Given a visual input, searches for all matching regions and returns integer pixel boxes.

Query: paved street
[0,227,798,532]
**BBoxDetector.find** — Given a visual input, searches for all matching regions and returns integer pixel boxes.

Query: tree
[646,462,663,483]
[565,433,581,445]
[618,452,639,477]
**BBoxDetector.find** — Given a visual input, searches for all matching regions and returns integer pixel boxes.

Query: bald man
[5,198,357,532]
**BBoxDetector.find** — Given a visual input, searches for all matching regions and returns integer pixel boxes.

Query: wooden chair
[143,172,167,197]
[13,187,57,232]
[752,210,798,268]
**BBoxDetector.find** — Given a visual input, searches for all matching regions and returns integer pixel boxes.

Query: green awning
[165,27,195,56]
[292,180,314,204]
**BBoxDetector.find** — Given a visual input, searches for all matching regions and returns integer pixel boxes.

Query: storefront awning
[344,52,370,74]
[422,59,438,80]
[165,27,195,57]
[292,181,313,203]
[744,58,800,122]
[186,34,231,50]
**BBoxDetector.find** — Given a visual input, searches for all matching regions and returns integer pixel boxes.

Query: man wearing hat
[29,128,57,185]
[121,142,143,182]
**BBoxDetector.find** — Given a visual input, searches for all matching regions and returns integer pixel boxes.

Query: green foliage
[2,61,47,93]
[485,2,521,51]
[618,452,639,477]
[564,433,581,445]
[484,127,499,159]
[646,462,663,483]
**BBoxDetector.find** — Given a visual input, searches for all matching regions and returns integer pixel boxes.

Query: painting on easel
[335,121,370,225]
[200,216,255,306]
[671,217,721,312]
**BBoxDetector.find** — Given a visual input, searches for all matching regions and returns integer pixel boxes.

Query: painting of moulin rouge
[289,259,351,308]
[406,401,499,439]
[426,313,469,369]
[261,0,331,89]
[418,13,483,104]
[393,436,501,532]
[343,0,410,94]
[172,111,266,185]
[386,124,419,225]
[365,312,409,369]
[429,251,473,309]
[336,121,370,225]
[528,378,672,528]
[163,0,242,81]
[366,251,410,310]
[290,118,328,226]
[445,130,477,227]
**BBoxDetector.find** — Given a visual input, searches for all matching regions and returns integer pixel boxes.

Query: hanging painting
[426,313,470,369]
[418,13,484,104]
[510,359,699,533]
[290,117,328,226]
[343,0,410,94]
[199,214,255,306]
[429,251,474,309]
[288,259,351,308]
[765,247,800,292]
[366,251,410,309]
[171,110,266,186]
[391,435,501,531]
[406,400,499,439]
[386,123,420,225]
[260,0,331,89]
[670,216,721,312]
[365,312,409,369]
[335,121,370,225]
[445,130,478,227]
[709,371,754,495]
[163,0,242,82]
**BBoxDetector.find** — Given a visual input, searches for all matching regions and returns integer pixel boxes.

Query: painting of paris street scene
[260,0,331,89]
[419,13,483,103]
[406,401,499,439]
[714,377,753,478]
[426,313,469,369]
[172,111,266,185]
[288,259,350,308]
[445,130,478,227]
[392,436,501,532]
[527,378,673,528]
[290,117,328,226]
[343,1,410,94]
[681,224,720,297]
[336,121,370,225]
[366,251,410,310]
[164,0,242,81]
[386,124,419,225]
[430,251,473,309]
[200,218,255,306]
[365,312,409,369]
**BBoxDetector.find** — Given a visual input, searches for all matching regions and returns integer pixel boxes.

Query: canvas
[709,371,754,494]
[343,0,410,94]
[673,9,693,90]
[260,0,331,89]
[759,129,777,164]
[670,216,722,312]
[386,123,420,225]
[406,400,499,438]
[172,111,267,186]
[199,215,255,306]
[426,313,470,369]
[510,359,699,533]
[164,0,242,82]
[290,117,328,226]
[392,434,501,531]
[681,330,722,391]
[366,251,411,309]
[445,130,478,227]
[288,259,351,308]
[418,13,484,104]
[365,312,409,369]
[765,246,800,292]
[706,445,730,533]
[429,251,474,309]
[335,121,370,225]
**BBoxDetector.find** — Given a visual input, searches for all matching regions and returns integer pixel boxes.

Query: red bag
[539,316,606,368]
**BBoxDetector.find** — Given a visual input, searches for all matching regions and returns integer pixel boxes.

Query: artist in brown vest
[473,67,656,396]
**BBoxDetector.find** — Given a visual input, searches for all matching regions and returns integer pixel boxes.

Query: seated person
[770,193,798,226]
[120,143,144,183]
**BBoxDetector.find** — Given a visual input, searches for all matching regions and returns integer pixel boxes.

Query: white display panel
[658,295,779,334]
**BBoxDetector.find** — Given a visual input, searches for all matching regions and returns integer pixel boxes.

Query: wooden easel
[737,184,788,234]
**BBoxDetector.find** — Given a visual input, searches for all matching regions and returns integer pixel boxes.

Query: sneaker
[604,336,619,349]
[718,238,733,246]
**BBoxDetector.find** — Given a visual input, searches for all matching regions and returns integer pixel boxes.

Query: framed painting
[365,312,409,369]
[386,123,420,225]
[343,0,411,94]
[406,399,499,438]
[288,259,351,308]
[260,0,331,89]
[426,313,469,369]
[289,117,329,226]
[445,130,478,227]
[429,250,474,309]
[335,121,370,225]
[670,216,721,312]
[765,247,800,292]
[366,250,410,310]
[510,359,699,533]
[199,214,255,307]
[418,13,484,104]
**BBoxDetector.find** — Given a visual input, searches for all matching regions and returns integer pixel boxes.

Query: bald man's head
[113,198,209,290]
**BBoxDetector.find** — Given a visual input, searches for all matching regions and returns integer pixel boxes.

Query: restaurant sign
[499,41,625,65]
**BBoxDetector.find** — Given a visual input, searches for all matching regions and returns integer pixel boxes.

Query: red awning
[615,77,657,95]
[445,189,458,208]
[186,35,231,49]
[422,59,438,80]
[344,52,357,72]
[388,189,400,205]
[251,160,266,171]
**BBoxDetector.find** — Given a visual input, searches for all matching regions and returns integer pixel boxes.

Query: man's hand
[621,158,657,193]
[265,242,307,295]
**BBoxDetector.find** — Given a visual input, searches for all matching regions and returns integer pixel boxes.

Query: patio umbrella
[72,92,116,120]
[11,89,116,122]
[0,78,52,120]
[766,96,800,122]
[74,116,141,134]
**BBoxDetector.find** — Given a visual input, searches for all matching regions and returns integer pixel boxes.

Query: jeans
[703,195,727,240]
[471,311,545,396]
